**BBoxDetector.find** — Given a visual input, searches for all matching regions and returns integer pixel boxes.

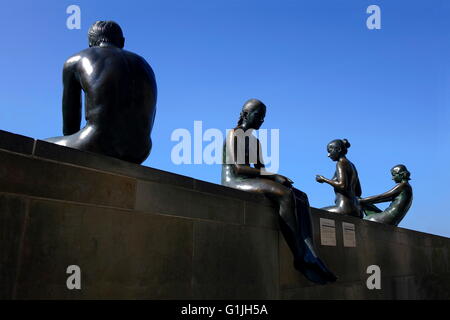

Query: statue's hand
[316,175,325,183]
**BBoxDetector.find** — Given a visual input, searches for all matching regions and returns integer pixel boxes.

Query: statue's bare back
[46,21,157,164]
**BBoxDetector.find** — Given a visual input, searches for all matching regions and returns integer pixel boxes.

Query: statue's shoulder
[226,128,245,140]
[63,48,91,67]
[121,50,155,76]
[121,50,150,64]
[399,181,413,192]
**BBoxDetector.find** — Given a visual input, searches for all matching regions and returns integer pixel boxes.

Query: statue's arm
[225,130,292,186]
[360,184,403,204]
[62,59,82,136]
[226,130,263,177]
[355,176,362,197]
[254,138,289,179]
[320,161,347,190]
[254,139,265,170]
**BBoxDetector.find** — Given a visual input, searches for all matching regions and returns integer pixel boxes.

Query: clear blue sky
[0,0,448,237]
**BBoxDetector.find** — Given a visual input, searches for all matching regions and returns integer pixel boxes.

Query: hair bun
[342,139,351,148]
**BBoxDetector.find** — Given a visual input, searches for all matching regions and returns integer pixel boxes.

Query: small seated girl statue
[222,98,336,284]
[359,164,413,226]
[316,139,363,218]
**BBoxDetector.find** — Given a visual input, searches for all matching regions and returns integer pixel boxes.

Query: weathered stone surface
[192,221,279,299]
[0,149,136,209]
[0,194,28,299]
[0,130,34,155]
[280,208,450,299]
[34,140,194,189]
[244,201,278,230]
[135,180,245,224]
[14,200,194,299]
[0,129,448,299]
[193,179,268,203]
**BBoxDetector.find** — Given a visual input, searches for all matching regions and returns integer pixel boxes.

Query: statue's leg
[43,126,97,151]
[233,179,336,283]
[322,204,363,218]
[233,179,300,259]
[291,189,337,283]
[44,135,70,145]
[362,203,382,216]
[321,205,343,214]
[365,209,398,225]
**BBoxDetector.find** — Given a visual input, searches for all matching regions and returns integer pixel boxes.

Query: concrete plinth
[0,130,449,299]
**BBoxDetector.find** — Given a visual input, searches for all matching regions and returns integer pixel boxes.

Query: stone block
[0,150,136,209]
[135,180,245,224]
[34,140,194,189]
[192,221,279,299]
[0,194,28,299]
[14,200,194,299]
[0,130,34,155]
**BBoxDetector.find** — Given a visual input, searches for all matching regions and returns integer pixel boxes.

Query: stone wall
[0,130,449,299]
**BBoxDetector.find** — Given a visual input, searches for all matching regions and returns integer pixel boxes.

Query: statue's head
[327,139,351,161]
[88,21,125,48]
[391,164,411,183]
[237,99,266,130]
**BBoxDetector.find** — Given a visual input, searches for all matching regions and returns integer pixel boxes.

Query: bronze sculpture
[359,164,413,226]
[316,139,363,218]
[45,21,157,164]
[222,99,336,284]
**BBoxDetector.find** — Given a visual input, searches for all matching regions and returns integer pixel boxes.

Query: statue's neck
[98,42,117,48]
[238,123,255,132]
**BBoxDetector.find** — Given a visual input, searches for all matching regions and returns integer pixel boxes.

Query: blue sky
[0,0,448,237]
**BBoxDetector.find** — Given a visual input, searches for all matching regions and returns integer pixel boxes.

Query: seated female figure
[316,139,363,218]
[359,164,413,226]
[222,99,336,284]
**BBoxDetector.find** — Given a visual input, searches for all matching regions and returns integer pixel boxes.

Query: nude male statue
[46,21,157,164]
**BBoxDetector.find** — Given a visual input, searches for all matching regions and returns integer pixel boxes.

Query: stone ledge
[0,130,34,155]
[0,129,449,299]
[0,130,269,205]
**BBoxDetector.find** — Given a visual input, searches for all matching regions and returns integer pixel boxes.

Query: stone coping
[0,129,448,242]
